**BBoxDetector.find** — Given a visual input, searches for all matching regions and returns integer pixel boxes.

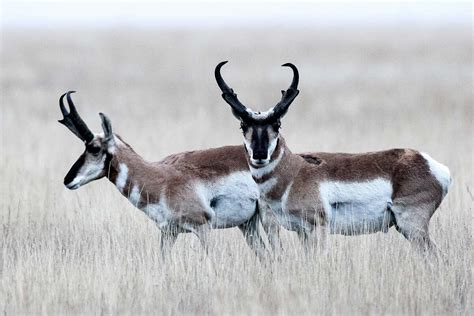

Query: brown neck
[249,135,303,201]
[105,138,166,206]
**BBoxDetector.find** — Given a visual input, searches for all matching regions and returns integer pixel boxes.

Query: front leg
[239,208,268,260]
[294,205,329,254]
[258,199,283,254]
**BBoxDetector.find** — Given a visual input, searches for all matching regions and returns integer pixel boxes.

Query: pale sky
[2,0,470,28]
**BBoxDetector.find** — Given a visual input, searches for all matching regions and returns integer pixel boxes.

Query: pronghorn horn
[269,63,300,120]
[58,91,94,143]
[215,61,251,121]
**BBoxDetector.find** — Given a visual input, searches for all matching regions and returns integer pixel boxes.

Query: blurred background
[1,0,472,314]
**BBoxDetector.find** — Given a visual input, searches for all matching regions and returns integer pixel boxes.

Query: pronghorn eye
[272,121,281,131]
[240,122,248,132]
[87,145,101,155]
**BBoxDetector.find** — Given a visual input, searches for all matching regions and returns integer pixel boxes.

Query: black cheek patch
[64,154,86,185]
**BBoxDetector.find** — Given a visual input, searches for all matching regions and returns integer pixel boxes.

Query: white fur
[65,155,106,189]
[195,171,259,229]
[247,108,274,120]
[258,178,277,195]
[421,152,452,196]
[250,147,285,178]
[128,185,141,206]
[141,191,172,229]
[319,179,394,235]
[115,163,128,193]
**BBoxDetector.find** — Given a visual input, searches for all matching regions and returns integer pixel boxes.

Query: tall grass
[1,26,472,314]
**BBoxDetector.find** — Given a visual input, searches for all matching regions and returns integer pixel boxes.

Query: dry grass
[1,25,472,314]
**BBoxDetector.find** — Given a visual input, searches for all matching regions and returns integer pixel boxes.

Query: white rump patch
[421,152,452,196]
[250,148,285,179]
[115,163,128,193]
[320,179,394,235]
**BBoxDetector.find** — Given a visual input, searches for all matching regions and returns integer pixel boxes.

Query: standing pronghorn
[215,61,452,256]
[58,91,278,257]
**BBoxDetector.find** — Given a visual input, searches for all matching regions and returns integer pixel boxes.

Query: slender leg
[297,227,328,257]
[239,208,268,260]
[258,199,283,254]
[160,228,179,260]
[194,224,212,255]
[239,225,267,260]
[392,201,443,263]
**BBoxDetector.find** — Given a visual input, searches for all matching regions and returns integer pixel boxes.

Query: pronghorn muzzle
[58,91,94,143]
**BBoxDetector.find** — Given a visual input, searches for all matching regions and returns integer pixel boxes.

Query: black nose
[253,150,267,160]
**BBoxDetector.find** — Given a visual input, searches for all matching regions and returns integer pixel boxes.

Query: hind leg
[391,201,442,260]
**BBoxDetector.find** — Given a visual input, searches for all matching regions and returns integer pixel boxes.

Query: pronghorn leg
[194,224,212,255]
[391,201,442,261]
[258,199,283,254]
[239,209,267,260]
[297,226,328,255]
[160,228,179,259]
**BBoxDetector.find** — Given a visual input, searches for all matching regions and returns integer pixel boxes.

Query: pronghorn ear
[99,113,113,141]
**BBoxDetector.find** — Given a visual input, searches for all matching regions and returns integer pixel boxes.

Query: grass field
[1,25,472,314]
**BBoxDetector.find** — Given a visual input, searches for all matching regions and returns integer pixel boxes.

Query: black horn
[215,61,251,121]
[58,91,94,143]
[269,63,300,120]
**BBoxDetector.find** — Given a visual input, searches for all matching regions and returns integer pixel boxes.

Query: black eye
[87,145,101,155]
[240,122,249,132]
[272,121,281,131]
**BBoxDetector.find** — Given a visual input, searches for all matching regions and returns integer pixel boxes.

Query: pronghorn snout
[252,150,268,161]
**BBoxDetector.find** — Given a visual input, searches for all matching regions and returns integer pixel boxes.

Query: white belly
[195,171,260,228]
[320,179,395,235]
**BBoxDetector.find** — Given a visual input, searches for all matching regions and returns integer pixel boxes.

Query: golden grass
[1,26,472,314]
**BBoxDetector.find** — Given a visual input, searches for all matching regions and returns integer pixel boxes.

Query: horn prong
[59,92,69,116]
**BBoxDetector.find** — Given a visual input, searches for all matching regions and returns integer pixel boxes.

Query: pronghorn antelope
[58,91,279,257]
[215,61,452,256]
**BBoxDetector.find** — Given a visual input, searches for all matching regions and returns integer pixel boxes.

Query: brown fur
[246,135,449,256]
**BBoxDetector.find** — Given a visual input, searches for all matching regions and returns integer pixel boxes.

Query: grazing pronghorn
[215,61,452,256]
[58,91,279,258]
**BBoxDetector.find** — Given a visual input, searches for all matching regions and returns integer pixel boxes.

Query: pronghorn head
[58,91,115,190]
[215,61,299,166]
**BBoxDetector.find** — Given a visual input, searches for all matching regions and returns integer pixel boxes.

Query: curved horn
[58,91,94,142]
[215,61,251,121]
[269,63,300,119]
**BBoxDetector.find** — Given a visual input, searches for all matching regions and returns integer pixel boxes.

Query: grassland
[1,25,472,314]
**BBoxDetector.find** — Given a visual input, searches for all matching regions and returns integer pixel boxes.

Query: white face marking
[194,171,260,228]
[246,107,274,120]
[250,147,285,179]
[115,163,129,193]
[65,155,106,190]
[243,138,254,162]
[421,152,452,196]
[319,179,394,235]
[128,184,141,206]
